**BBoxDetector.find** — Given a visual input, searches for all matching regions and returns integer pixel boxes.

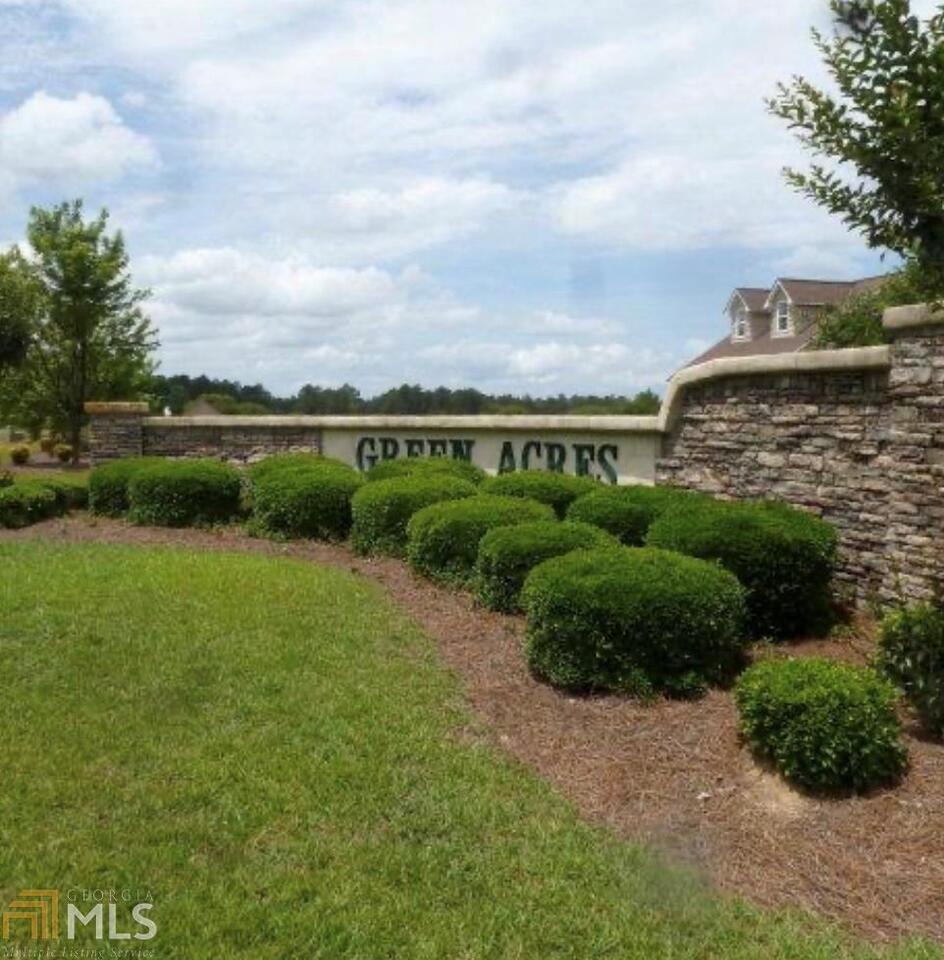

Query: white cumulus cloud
[0,91,156,192]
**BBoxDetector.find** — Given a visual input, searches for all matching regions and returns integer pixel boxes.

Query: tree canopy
[148,375,662,418]
[769,0,944,289]
[0,201,157,458]
[0,249,40,369]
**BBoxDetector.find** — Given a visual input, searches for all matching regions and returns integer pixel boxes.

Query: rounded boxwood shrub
[88,457,164,517]
[734,658,906,792]
[351,474,477,556]
[406,495,555,584]
[475,520,619,613]
[36,474,89,510]
[521,547,747,696]
[566,484,700,545]
[0,480,60,528]
[365,457,486,485]
[646,497,838,640]
[9,445,30,465]
[252,459,362,540]
[879,603,944,739]
[128,459,242,527]
[480,471,598,519]
[249,453,350,483]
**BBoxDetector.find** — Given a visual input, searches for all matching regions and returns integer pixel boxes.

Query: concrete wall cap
[657,345,891,432]
[85,402,150,415]
[142,414,663,433]
[883,303,944,330]
[99,343,896,437]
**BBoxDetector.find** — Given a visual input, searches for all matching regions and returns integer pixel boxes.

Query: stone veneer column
[880,305,944,602]
[84,402,149,464]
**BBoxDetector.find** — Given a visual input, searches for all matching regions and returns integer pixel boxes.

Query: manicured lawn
[0,542,936,959]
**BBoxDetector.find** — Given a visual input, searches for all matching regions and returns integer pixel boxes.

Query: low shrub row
[734,657,906,792]
[646,497,838,640]
[250,456,362,540]
[76,455,928,794]
[89,457,164,516]
[481,471,597,519]
[128,460,243,527]
[475,520,617,613]
[0,472,88,528]
[365,456,486,485]
[407,495,555,584]
[351,475,477,556]
[523,546,748,698]
[879,603,944,739]
[566,484,699,544]
[0,479,60,528]
[90,457,244,527]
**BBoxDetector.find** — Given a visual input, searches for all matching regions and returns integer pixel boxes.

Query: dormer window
[775,300,791,336]
[732,309,749,340]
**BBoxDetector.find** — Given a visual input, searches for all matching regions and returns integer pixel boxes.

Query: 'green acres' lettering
[354,435,620,483]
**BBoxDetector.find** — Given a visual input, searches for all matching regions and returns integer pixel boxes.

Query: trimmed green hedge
[35,473,89,510]
[249,453,351,482]
[365,457,486,485]
[880,603,944,739]
[475,520,619,612]
[89,457,163,516]
[647,498,838,640]
[566,484,699,545]
[522,546,747,696]
[735,658,906,792]
[407,495,555,584]
[251,459,362,540]
[351,475,477,556]
[128,460,242,527]
[0,480,60,528]
[480,471,598,519]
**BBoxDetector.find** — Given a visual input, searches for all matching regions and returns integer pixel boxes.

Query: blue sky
[0,0,912,397]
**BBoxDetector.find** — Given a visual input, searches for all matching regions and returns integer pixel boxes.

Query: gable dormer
[725,287,769,342]
[765,281,795,338]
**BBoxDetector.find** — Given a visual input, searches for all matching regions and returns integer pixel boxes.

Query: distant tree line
[149,374,662,417]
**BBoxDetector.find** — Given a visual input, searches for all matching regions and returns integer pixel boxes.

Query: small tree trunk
[69,408,82,465]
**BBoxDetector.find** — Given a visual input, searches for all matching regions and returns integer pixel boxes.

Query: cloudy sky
[0,1,919,397]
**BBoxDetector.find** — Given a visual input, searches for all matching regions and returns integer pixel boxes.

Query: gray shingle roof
[775,276,887,306]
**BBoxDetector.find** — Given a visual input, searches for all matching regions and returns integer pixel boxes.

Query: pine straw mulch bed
[2,514,942,945]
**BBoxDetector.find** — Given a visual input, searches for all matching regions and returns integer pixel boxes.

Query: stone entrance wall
[657,307,943,604]
[85,305,944,605]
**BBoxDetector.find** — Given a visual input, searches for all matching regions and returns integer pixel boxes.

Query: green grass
[0,542,937,959]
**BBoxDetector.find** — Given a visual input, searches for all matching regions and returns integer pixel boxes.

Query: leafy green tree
[0,250,40,369]
[0,201,158,460]
[769,0,944,288]
[813,261,930,347]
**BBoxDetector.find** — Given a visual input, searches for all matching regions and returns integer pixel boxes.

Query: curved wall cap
[657,345,891,433]
[84,402,150,415]
[140,414,664,433]
[884,303,944,331]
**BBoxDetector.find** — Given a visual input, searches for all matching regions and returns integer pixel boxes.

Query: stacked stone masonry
[143,424,323,461]
[657,321,944,604]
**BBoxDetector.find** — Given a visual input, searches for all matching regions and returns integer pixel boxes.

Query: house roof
[684,324,818,369]
[680,273,891,372]
[733,287,770,312]
[771,275,887,307]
